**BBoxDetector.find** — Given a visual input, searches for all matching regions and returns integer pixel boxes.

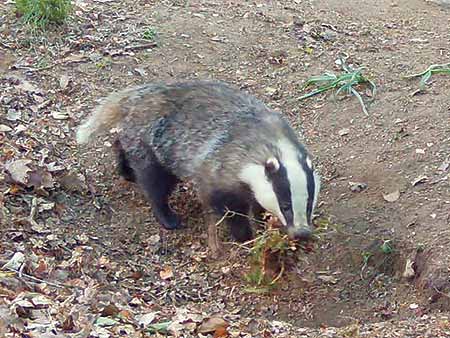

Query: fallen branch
[124,42,158,51]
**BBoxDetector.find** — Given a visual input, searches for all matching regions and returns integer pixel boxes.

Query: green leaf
[380,240,393,254]
[95,317,118,327]
[146,321,172,333]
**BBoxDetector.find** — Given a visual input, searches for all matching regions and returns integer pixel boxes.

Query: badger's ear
[265,157,280,174]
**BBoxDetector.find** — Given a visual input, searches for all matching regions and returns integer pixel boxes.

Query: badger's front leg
[209,190,253,242]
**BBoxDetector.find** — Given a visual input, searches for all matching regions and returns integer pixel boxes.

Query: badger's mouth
[286,224,313,241]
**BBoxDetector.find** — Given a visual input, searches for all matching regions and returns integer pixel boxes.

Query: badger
[76,80,320,254]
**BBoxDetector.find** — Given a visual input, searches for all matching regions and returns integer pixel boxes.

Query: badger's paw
[157,213,184,230]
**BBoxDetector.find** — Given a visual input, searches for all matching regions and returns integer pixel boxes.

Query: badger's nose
[291,227,312,241]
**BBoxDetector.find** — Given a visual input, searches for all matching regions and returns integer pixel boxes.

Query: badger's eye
[280,204,291,213]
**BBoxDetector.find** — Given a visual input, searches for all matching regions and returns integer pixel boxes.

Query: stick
[5,267,83,290]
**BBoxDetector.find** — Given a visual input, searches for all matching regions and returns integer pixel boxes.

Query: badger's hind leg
[135,155,182,230]
[113,139,136,182]
[209,190,253,242]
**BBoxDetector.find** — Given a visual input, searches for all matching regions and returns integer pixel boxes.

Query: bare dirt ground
[1,0,450,337]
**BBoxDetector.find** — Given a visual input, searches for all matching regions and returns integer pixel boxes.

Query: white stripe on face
[312,171,321,217]
[238,163,287,226]
[277,138,309,228]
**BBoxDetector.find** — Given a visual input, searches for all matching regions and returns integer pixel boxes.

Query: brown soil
[1,0,449,336]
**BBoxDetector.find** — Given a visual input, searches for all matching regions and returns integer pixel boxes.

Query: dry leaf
[349,181,367,192]
[338,128,350,136]
[265,87,278,97]
[160,266,174,280]
[137,312,157,327]
[168,321,185,336]
[129,271,143,280]
[403,259,415,279]
[438,159,450,172]
[0,124,12,132]
[411,175,427,186]
[383,190,400,202]
[6,108,22,122]
[101,303,120,317]
[5,159,32,184]
[15,79,41,94]
[214,326,229,338]
[34,259,48,277]
[59,75,70,90]
[2,252,25,270]
[62,314,75,331]
[198,317,229,334]
[52,111,70,120]
[14,124,27,134]
[58,173,88,193]
[61,54,88,64]
[6,109,21,121]
[28,170,54,189]
[317,274,338,284]
[118,310,134,322]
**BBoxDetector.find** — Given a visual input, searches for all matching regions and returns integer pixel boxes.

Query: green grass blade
[367,78,377,100]
[350,87,369,116]
[419,71,432,90]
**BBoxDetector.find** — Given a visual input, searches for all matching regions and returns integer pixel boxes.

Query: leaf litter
[1,0,450,337]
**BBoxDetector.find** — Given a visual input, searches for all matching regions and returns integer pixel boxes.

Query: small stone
[349,181,368,192]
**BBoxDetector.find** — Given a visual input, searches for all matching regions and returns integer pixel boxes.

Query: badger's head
[239,138,320,240]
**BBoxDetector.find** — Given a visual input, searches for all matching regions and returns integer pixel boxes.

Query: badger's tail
[76,89,131,145]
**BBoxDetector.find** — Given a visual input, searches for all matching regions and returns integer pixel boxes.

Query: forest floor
[1,0,450,337]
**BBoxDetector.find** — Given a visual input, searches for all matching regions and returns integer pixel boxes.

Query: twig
[0,41,14,49]
[12,64,56,72]
[5,267,83,290]
[124,42,158,51]
[29,196,38,224]
[215,209,234,227]
[18,197,40,227]
[11,56,89,73]
[270,261,285,285]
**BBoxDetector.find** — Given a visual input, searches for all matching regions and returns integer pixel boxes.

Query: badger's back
[116,81,296,181]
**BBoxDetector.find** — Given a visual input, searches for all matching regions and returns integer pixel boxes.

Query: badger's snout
[287,226,312,241]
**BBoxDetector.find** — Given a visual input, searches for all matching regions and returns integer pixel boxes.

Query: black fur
[113,139,136,182]
[209,187,253,242]
[265,161,293,226]
[132,149,182,230]
[299,157,315,224]
[115,138,255,240]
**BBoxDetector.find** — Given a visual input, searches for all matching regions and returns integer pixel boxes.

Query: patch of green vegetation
[362,251,372,263]
[15,0,72,28]
[243,229,292,294]
[298,60,376,116]
[35,56,50,68]
[146,321,171,334]
[360,238,397,279]
[380,239,393,255]
[142,27,157,41]
[404,63,450,91]
[95,57,112,70]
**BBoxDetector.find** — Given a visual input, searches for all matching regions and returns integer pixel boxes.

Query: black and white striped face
[239,139,320,239]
